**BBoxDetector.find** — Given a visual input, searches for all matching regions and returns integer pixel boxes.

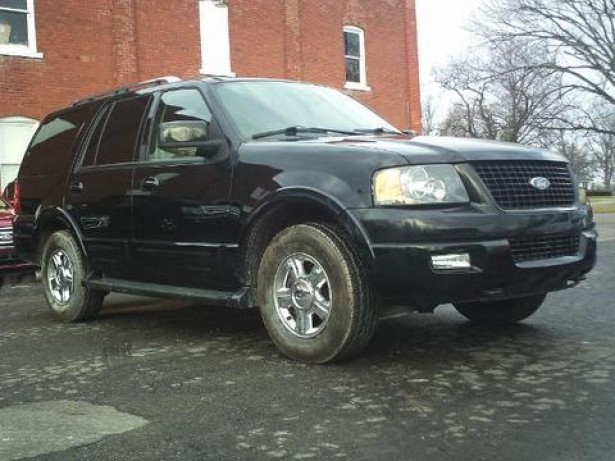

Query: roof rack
[72,76,182,106]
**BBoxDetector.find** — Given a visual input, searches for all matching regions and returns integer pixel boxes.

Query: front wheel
[41,230,105,322]
[453,293,547,325]
[257,223,378,363]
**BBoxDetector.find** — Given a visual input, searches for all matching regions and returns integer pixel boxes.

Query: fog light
[431,253,471,270]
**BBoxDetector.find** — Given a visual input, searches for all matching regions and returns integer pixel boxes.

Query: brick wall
[0,0,421,131]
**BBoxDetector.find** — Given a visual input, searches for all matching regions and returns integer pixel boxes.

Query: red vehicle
[0,196,32,283]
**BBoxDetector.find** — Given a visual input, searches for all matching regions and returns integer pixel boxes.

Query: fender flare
[35,207,88,259]
[242,187,374,259]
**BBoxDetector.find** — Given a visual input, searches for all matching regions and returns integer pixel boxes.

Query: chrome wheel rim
[47,250,74,305]
[273,253,332,338]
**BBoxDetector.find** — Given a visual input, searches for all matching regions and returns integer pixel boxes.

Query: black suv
[14,77,596,363]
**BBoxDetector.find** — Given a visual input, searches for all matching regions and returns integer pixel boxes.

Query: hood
[311,135,567,164]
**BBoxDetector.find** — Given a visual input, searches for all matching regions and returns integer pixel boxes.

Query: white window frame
[0,0,43,58]
[199,0,235,77]
[343,25,370,92]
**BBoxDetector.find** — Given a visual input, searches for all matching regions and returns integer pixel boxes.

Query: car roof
[48,76,325,119]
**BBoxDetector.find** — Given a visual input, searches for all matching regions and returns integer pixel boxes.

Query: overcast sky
[416,0,485,98]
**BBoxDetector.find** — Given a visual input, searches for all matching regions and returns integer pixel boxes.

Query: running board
[85,278,253,309]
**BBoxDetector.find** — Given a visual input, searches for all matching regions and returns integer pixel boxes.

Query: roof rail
[72,76,182,106]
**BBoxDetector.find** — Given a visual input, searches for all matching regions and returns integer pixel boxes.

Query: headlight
[373,165,469,205]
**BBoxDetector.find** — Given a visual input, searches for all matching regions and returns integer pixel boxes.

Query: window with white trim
[0,0,42,58]
[199,0,234,77]
[343,26,369,91]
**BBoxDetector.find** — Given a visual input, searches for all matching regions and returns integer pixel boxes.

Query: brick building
[0,0,421,187]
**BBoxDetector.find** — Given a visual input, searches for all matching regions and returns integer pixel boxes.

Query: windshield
[213,81,399,140]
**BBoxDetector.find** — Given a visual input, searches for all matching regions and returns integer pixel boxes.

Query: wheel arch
[238,188,373,293]
[34,207,87,265]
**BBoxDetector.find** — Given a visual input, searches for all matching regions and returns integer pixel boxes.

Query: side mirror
[158,120,222,158]
[158,120,209,146]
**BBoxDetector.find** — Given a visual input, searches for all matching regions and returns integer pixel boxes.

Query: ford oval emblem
[529,177,551,191]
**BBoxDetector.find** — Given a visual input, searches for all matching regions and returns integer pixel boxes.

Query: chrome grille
[509,233,580,263]
[0,228,13,247]
[472,161,575,209]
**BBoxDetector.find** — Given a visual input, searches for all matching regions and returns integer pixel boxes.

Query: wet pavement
[1,215,614,460]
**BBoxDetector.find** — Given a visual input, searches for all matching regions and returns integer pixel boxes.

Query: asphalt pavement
[1,215,614,460]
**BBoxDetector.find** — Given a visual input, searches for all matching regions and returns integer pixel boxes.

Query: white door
[0,116,39,189]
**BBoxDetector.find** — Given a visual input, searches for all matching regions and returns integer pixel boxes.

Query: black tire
[257,222,378,363]
[41,230,105,322]
[453,293,547,325]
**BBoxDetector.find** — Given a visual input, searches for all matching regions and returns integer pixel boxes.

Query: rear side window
[92,96,150,166]
[80,105,111,167]
[20,104,99,176]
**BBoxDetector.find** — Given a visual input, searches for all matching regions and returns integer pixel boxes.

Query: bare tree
[439,104,478,138]
[478,0,615,136]
[552,131,593,181]
[435,39,568,143]
[421,96,438,135]
[588,123,615,190]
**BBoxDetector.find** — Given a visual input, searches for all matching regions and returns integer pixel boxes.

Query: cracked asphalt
[1,214,614,460]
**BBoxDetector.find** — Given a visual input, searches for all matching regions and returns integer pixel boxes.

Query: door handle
[70,181,84,193]
[142,177,160,190]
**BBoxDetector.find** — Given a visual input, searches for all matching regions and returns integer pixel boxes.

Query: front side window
[149,89,212,161]
[343,26,369,91]
[0,0,42,58]
[93,97,150,166]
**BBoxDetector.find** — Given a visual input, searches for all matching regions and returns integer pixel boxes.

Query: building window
[0,0,42,58]
[199,0,234,77]
[343,25,369,91]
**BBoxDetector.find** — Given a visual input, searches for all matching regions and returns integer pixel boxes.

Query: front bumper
[349,206,597,305]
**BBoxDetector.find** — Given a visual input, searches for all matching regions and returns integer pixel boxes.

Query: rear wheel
[257,223,378,363]
[41,230,105,322]
[453,293,546,325]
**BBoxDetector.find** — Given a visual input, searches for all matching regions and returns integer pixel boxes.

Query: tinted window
[80,105,111,167]
[21,104,99,176]
[95,96,150,165]
[149,89,211,161]
[159,89,211,124]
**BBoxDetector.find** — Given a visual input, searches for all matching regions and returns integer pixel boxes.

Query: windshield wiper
[252,126,358,140]
[353,127,403,135]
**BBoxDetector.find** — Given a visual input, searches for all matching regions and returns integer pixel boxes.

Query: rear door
[131,87,235,288]
[67,95,152,278]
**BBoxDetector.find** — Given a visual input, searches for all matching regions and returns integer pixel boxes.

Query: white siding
[0,116,38,188]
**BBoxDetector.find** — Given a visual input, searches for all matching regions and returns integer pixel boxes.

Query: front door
[131,88,235,289]
[67,95,151,278]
